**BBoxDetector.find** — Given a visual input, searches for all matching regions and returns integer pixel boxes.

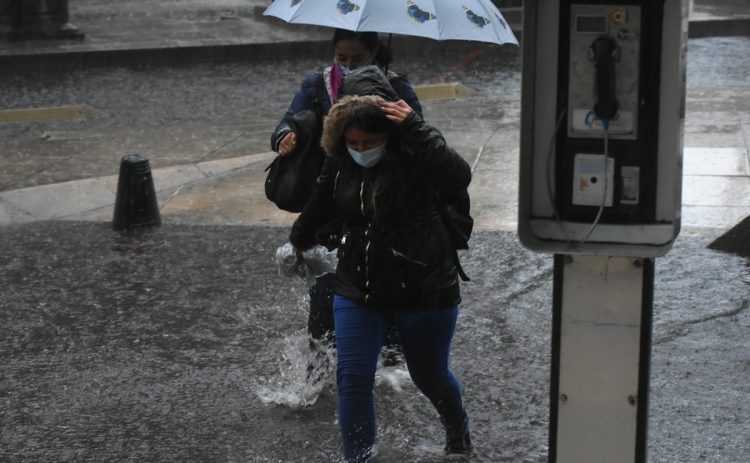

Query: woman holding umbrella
[288,82,472,461]
[270,29,422,361]
[272,29,422,157]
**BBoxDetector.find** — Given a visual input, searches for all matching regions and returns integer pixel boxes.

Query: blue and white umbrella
[263,0,518,46]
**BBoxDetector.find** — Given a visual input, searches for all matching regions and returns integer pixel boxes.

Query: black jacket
[290,105,471,311]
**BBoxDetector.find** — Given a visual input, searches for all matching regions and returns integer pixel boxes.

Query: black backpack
[439,188,473,281]
[264,75,327,213]
[264,109,325,213]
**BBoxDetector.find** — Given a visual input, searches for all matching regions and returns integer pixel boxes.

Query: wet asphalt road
[1,36,749,191]
[1,222,748,462]
[1,36,748,147]
[0,42,520,145]
[0,40,520,192]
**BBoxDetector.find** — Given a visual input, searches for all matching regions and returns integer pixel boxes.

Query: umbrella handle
[384,33,393,75]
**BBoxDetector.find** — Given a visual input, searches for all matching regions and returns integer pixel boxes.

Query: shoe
[444,431,472,458]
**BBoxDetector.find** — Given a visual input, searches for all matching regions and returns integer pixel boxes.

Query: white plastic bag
[275,243,337,282]
[275,242,302,278]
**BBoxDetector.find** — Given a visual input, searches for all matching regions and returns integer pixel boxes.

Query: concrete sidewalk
[0,0,333,69]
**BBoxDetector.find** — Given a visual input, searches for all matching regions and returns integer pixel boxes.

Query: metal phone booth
[519,1,687,462]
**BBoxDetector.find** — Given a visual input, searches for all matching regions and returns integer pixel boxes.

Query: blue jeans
[333,295,468,463]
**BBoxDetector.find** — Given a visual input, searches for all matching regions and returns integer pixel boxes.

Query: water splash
[375,365,412,393]
[255,333,336,409]
[375,347,412,393]
[255,335,413,408]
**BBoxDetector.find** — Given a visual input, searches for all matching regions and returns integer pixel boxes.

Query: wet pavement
[1,36,748,233]
[1,1,749,462]
[1,222,748,462]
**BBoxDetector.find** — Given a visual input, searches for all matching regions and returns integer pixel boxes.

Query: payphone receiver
[591,36,619,122]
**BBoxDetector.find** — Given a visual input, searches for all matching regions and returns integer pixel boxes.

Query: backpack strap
[438,191,472,282]
[453,246,470,282]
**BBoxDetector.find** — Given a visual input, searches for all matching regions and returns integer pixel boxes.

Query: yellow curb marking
[0,105,93,124]
[413,83,475,101]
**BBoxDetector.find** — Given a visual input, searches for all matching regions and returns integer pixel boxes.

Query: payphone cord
[579,119,610,244]
[545,108,573,243]
[544,109,611,248]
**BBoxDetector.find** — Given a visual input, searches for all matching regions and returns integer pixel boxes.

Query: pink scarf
[329,62,343,103]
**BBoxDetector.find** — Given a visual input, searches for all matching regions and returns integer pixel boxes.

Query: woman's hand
[381,99,414,125]
[278,131,297,157]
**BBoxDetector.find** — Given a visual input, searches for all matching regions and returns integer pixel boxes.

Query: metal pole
[549,254,653,463]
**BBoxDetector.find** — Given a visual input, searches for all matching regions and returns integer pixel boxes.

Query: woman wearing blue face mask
[270,29,421,364]
[289,94,472,463]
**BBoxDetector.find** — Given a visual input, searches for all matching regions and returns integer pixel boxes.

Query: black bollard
[112,154,161,231]
[1,0,84,41]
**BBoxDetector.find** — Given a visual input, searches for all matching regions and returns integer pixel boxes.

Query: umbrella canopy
[263,0,518,46]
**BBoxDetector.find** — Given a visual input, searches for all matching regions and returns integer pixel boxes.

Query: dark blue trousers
[333,295,468,463]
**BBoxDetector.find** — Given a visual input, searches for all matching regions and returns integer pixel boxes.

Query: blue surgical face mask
[347,142,387,168]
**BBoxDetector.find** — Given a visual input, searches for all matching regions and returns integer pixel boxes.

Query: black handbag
[264,110,325,213]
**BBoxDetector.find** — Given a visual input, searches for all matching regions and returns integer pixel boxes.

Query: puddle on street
[2,221,749,461]
[0,222,551,462]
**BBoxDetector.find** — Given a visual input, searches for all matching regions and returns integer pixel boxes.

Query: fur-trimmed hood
[321,94,387,156]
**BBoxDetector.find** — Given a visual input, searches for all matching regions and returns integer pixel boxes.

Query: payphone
[519,0,687,257]
[518,2,687,462]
